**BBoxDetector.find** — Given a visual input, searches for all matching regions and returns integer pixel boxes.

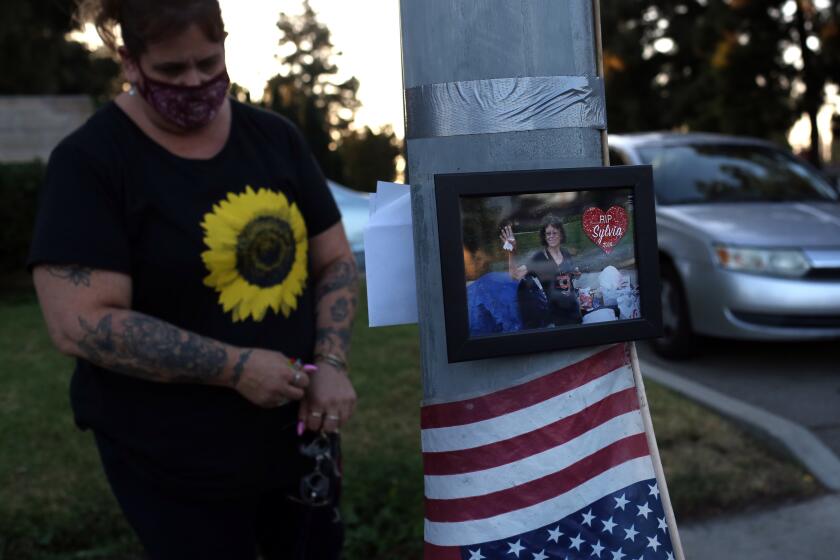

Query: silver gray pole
[400,0,604,402]
[399,1,686,557]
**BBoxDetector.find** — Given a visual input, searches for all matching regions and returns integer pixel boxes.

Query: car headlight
[713,244,810,277]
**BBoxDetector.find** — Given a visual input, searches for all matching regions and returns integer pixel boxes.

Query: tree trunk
[796,0,823,167]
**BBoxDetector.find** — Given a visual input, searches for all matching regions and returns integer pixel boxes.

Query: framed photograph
[435,165,662,362]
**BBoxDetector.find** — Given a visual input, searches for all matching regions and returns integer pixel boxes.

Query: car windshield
[637,143,839,205]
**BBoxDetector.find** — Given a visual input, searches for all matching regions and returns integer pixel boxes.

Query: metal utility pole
[401,0,606,399]
[399,1,684,558]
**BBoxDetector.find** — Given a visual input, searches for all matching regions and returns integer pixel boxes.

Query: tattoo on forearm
[77,314,116,364]
[77,313,228,383]
[315,259,357,302]
[315,326,351,355]
[314,258,357,358]
[330,297,350,322]
[46,265,92,287]
[231,349,252,387]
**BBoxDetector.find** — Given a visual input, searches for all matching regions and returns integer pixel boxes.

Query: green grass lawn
[0,287,819,559]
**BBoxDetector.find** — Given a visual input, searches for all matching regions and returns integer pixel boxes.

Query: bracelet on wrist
[314,352,348,372]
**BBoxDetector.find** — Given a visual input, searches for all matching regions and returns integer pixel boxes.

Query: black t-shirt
[28,100,341,496]
[528,248,581,325]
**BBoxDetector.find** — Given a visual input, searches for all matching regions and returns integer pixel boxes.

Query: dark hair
[539,216,566,247]
[77,0,226,57]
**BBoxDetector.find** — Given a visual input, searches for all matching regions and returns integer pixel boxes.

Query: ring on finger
[292,371,302,386]
[326,414,340,421]
[309,411,323,418]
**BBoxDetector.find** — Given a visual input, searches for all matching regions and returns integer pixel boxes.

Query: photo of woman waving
[500,216,581,328]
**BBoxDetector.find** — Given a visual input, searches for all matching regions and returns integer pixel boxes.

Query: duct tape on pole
[398,1,684,559]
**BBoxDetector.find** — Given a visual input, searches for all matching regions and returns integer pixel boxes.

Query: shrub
[0,161,44,274]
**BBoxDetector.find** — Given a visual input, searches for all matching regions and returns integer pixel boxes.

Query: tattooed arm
[300,222,359,432]
[314,261,357,363]
[32,265,308,408]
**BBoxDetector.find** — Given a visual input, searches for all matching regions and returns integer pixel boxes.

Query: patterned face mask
[136,65,230,130]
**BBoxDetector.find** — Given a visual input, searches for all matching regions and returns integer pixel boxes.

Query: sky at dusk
[218,0,405,137]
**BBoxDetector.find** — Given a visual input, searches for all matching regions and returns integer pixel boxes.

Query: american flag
[421,344,675,559]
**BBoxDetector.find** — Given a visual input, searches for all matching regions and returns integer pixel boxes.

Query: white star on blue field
[457,479,673,559]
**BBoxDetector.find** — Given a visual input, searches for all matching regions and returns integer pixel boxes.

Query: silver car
[608,133,840,358]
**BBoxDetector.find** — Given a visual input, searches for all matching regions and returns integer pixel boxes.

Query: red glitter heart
[582,206,628,254]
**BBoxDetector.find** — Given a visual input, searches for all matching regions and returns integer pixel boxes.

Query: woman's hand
[501,225,527,279]
[499,225,516,252]
[299,363,357,433]
[232,348,310,408]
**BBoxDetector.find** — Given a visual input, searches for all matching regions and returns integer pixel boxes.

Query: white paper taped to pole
[363,181,418,327]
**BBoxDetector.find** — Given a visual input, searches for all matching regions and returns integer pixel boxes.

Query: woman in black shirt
[28,0,356,558]
[500,216,582,327]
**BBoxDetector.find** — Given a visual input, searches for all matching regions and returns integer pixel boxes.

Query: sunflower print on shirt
[201,186,308,322]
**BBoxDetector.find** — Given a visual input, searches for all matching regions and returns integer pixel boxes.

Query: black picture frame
[435,165,662,363]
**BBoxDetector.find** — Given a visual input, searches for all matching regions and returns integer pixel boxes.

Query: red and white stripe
[421,343,654,550]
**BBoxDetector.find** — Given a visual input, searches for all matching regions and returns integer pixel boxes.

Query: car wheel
[650,262,696,359]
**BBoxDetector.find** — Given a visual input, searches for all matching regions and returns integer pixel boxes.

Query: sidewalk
[679,494,840,559]
[639,356,840,559]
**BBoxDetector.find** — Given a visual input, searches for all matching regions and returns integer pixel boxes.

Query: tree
[599,0,825,149]
[0,0,119,99]
[674,0,798,145]
[261,1,361,182]
[337,126,401,192]
[789,0,840,165]
[601,0,800,143]
[599,0,669,133]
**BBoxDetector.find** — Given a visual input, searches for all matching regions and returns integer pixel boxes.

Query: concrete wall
[0,96,93,163]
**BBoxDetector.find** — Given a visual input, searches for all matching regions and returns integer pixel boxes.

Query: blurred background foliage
[0,0,119,102]
[600,0,840,167]
[0,162,44,275]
